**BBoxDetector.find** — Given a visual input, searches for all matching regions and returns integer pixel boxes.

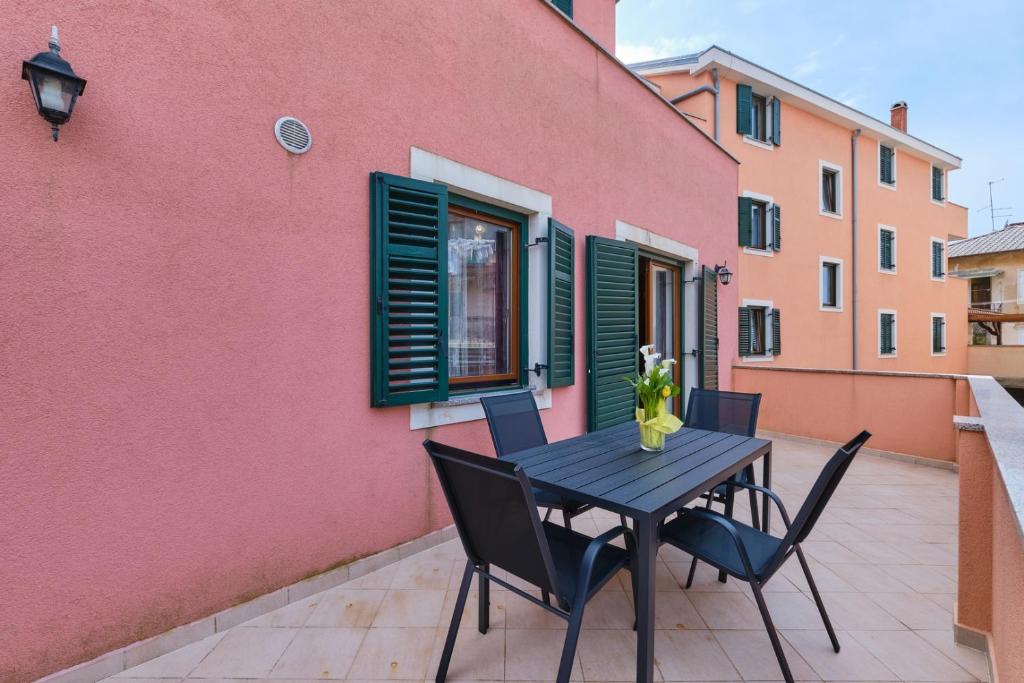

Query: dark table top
[503,422,771,520]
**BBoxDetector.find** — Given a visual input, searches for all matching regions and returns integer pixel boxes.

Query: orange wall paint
[734,366,967,461]
[648,70,968,373]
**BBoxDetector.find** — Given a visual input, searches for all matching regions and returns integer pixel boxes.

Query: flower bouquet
[625,344,683,451]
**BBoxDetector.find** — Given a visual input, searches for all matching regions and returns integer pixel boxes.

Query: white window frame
[742,91,776,150]
[930,236,946,281]
[741,190,775,257]
[930,165,947,205]
[1017,269,1024,304]
[741,298,775,362]
[819,256,844,312]
[880,225,897,276]
[877,140,897,191]
[818,160,844,219]
[931,312,947,357]
[408,147,552,430]
[878,308,898,358]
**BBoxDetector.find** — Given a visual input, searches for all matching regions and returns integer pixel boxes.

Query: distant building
[632,47,969,372]
[949,222,1024,345]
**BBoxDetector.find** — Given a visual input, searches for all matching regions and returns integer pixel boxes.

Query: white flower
[641,344,661,375]
[661,358,676,369]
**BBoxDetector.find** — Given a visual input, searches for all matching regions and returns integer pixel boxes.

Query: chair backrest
[423,439,561,596]
[684,388,762,437]
[480,391,548,457]
[766,430,872,574]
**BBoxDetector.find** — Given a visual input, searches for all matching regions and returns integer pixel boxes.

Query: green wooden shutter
[770,97,781,145]
[738,196,753,247]
[932,316,945,353]
[880,313,895,354]
[771,204,781,251]
[586,237,638,432]
[932,241,945,277]
[370,172,449,407]
[550,0,573,17]
[738,307,752,357]
[548,219,575,388]
[932,167,944,200]
[880,229,894,270]
[736,84,753,136]
[700,266,718,389]
[771,308,781,356]
[880,145,894,184]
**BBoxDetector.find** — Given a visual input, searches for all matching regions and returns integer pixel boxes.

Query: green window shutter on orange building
[736,84,753,136]
[547,219,575,388]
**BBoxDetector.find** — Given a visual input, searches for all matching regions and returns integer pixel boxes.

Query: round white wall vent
[274,117,312,154]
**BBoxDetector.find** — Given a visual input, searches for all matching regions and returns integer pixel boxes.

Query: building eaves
[949,224,1024,258]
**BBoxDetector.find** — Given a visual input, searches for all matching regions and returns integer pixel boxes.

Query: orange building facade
[634,47,969,372]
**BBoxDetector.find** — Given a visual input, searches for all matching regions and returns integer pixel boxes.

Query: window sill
[819,305,844,313]
[931,198,947,207]
[931,351,948,357]
[742,136,774,151]
[878,353,898,359]
[741,354,775,363]
[878,267,897,276]
[819,209,843,220]
[931,276,946,282]
[409,386,551,430]
[878,180,897,191]
[743,246,775,257]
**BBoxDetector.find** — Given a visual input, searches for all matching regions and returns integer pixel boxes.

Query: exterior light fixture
[714,262,732,286]
[21,26,87,142]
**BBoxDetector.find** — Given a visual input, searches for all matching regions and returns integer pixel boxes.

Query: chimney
[890,101,908,132]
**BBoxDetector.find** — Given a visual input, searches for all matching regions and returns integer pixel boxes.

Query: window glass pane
[751,95,766,141]
[447,210,513,381]
[822,263,837,307]
[751,202,766,249]
[750,307,766,355]
[651,265,677,414]
[822,170,837,212]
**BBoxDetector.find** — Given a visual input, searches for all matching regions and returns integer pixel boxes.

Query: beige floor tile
[581,590,636,630]
[440,587,508,630]
[816,593,905,631]
[864,592,953,630]
[504,591,569,630]
[847,630,977,681]
[504,628,582,680]
[244,596,320,628]
[801,542,869,565]
[392,555,456,590]
[653,591,706,630]
[779,558,856,594]
[878,565,957,594]
[267,627,366,679]
[578,629,663,681]
[109,679,183,683]
[306,588,387,628]
[825,564,913,594]
[900,542,958,566]
[346,627,437,680]
[345,563,399,590]
[924,592,956,612]
[915,630,991,682]
[427,625,505,681]
[666,562,743,593]
[115,632,225,678]
[688,592,764,630]
[713,629,820,681]
[758,591,829,630]
[779,629,896,681]
[189,627,297,678]
[653,629,740,681]
[373,589,446,628]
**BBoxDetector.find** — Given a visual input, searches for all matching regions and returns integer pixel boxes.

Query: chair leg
[556,603,586,683]
[562,508,573,531]
[750,580,794,683]
[684,495,716,588]
[436,560,474,683]
[542,589,551,606]
[744,464,760,531]
[620,514,629,528]
[544,508,553,522]
[796,545,840,652]
[478,563,490,634]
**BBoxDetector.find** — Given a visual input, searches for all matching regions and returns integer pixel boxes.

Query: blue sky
[615,0,1023,236]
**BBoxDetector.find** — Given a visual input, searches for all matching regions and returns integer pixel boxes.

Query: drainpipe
[851,128,861,369]
[670,68,720,141]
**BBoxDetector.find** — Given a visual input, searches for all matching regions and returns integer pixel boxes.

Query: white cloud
[792,50,822,77]
[616,33,719,64]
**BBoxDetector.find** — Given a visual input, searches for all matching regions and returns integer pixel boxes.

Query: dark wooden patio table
[503,421,772,683]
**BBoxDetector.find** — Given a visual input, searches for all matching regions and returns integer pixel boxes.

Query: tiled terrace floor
[106,437,989,683]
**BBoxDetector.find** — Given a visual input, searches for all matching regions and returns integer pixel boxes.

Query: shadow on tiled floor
[106,437,988,683]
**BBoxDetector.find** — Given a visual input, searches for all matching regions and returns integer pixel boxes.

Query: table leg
[719,483,735,583]
[478,562,490,634]
[635,516,657,683]
[762,448,772,532]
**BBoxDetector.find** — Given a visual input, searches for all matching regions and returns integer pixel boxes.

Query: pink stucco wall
[733,366,968,461]
[0,1,737,679]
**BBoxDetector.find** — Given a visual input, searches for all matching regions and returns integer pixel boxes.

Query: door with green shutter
[370,172,449,406]
[586,237,638,432]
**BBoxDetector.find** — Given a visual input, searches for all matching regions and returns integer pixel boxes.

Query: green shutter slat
[738,307,752,357]
[880,313,894,354]
[771,97,781,145]
[370,172,449,407]
[547,219,575,388]
[771,308,781,356]
[550,0,573,17]
[932,317,944,353]
[932,167,943,201]
[772,204,781,251]
[738,197,753,247]
[880,145,894,185]
[700,266,718,389]
[736,84,753,136]
[880,230,894,270]
[586,237,637,432]
[932,242,944,277]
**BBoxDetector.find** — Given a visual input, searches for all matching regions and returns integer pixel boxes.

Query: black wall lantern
[714,262,732,286]
[21,26,87,142]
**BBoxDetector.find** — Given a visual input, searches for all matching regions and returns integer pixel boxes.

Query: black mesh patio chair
[481,392,608,531]
[682,388,762,586]
[661,431,872,683]
[425,439,637,683]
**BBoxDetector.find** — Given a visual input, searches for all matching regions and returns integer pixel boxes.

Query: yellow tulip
[661,386,671,398]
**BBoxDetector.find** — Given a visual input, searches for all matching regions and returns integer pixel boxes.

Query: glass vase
[639,397,667,451]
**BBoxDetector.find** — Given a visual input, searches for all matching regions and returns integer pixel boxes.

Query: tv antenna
[976,178,1012,232]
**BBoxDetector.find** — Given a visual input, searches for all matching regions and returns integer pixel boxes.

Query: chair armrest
[715,479,793,529]
[682,508,757,578]
[574,525,636,608]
